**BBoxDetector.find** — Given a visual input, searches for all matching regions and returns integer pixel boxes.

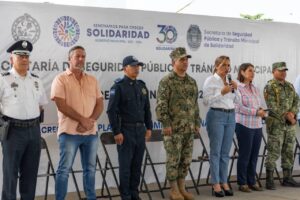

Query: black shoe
[132,197,141,200]
[222,187,234,196]
[282,178,300,187]
[265,182,276,190]
[266,169,276,190]
[212,187,225,197]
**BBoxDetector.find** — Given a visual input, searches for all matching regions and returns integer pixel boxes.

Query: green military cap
[169,47,191,60]
[272,62,288,71]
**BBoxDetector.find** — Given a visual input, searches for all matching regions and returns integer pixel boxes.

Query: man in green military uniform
[156,47,200,200]
[264,61,300,190]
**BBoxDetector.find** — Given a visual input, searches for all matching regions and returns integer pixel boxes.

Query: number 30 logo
[156,25,177,44]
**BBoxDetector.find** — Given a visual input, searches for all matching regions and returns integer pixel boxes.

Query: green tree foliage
[240,13,273,21]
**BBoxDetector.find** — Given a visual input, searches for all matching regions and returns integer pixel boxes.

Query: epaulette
[114,78,123,84]
[1,72,10,76]
[137,79,146,85]
[31,73,39,78]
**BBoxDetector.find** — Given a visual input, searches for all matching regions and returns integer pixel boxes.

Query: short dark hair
[237,63,254,83]
[68,45,85,60]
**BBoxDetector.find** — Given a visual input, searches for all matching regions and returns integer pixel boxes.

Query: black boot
[265,169,276,190]
[282,168,300,187]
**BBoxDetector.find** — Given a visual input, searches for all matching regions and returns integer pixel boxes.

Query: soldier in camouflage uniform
[264,62,300,190]
[156,47,200,200]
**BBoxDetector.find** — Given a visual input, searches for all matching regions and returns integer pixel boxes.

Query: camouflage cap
[272,62,288,71]
[169,47,191,60]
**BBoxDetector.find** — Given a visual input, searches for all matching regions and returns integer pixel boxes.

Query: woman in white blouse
[203,55,237,197]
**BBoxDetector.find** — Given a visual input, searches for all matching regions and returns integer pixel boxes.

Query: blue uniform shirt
[107,75,153,135]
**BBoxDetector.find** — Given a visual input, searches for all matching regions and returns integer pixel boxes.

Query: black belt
[211,107,235,113]
[122,122,144,127]
[3,116,40,128]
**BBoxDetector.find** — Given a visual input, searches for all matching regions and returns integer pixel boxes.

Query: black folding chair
[141,130,201,198]
[227,137,262,187]
[257,134,282,184]
[100,132,152,200]
[37,137,56,200]
[184,133,203,195]
[100,132,120,199]
[70,156,112,200]
[53,134,110,200]
[195,133,210,187]
[292,137,300,177]
[37,137,84,200]
[140,129,167,198]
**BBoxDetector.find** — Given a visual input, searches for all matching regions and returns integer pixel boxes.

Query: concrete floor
[35,177,300,200]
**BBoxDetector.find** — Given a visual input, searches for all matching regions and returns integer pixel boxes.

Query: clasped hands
[76,117,95,133]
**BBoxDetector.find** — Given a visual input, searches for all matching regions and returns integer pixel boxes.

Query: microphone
[227,74,234,93]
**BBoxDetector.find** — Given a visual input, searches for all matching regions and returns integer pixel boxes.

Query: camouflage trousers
[163,132,194,181]
[265,121,296,170]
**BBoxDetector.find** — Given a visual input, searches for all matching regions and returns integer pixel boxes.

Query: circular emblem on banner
[53,16,80,47]
[156,25,178,44]
[187,25,202,51]
[11,13,40,44]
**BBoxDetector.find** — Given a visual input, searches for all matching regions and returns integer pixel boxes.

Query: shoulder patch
[114,77,123,84]
[31,73,39,78]
[1,72,10,76]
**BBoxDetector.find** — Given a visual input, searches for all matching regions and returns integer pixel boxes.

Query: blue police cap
[7,40,33,56]
[122,55,144,67]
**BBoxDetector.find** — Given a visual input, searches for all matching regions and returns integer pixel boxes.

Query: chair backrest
[40,137,47,149]
[147,129,163,142]
[100,132,116,145]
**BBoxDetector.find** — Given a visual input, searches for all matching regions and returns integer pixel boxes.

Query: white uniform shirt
[0,68,48,120]
[203,73,236,109]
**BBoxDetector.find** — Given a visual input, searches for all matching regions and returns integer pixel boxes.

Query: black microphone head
[227,74,232,81]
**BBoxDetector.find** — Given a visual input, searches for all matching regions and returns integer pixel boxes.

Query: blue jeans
[55,133,99,200]
[206,108,235,184]
[236,123,262,185]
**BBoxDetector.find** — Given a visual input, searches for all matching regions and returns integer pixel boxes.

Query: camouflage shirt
[264,78,299,124]
[156,71,201,133]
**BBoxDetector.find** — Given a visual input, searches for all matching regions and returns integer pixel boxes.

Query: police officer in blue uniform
[0,40,48,200]
[107,55,152,200]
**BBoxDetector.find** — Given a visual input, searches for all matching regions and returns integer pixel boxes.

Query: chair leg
[44,162,51,200]
[71,168,82,199]
[96,156,112,200]
[188,168,200,194]
[147,152,166,198]
[141,174,152,200]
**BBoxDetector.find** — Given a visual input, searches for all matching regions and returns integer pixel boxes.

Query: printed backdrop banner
[1,1,300,196]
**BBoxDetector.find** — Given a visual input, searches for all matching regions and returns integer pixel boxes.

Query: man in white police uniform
[0,40,48,200]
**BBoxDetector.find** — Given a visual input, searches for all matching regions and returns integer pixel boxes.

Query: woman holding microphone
[203,55,237,197]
